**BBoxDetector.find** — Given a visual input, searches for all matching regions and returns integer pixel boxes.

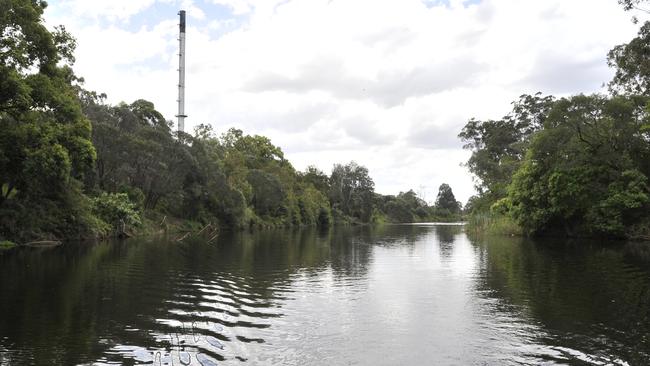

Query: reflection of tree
[0,241,135,365]
[470,235,650,364]
[434,225,461,259]
[328,227,373,278]
[360,224,431,247]
[435,225,461,245]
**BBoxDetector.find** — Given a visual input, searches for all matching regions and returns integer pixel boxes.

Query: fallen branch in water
[176,232,191,242]
[207,233,219,243]
[195,224,212,237]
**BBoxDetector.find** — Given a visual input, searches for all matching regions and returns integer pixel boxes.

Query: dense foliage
[375,186,463,223]
[460,2,650,239]
[0,0,99,241]
[80,92,340,231]
[508,95,650,237]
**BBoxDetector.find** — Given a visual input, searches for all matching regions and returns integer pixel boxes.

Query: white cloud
[182,0,207,20]
[55,0,157,21]
[207,0,286,16]
[208,0,253,15]
[43,0,642,203]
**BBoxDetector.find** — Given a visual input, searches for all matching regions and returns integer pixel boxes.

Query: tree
[435,183,461,215]
[299,166,330,195]
[373,190,431,223]
[129,99,170,129]
[608,22,650,96]
[458,93,554,201]
[247,169,286,216]
[508,94,650,237]
[329,162,375,222]
[608,0,650,99]
[221,127,286,170]
[1,1,94,196]
[384,199,414,223]
[83,97,193,211]
[0,0,98,240]
[618,0,648,11]
[297,185,331,226]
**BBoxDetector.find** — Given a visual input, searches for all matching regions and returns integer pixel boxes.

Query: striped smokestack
[176,10,187,133]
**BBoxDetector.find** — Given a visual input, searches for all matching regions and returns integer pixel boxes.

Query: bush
[92,192,141,234]
[0,180,107,242]
[298,186,331,226]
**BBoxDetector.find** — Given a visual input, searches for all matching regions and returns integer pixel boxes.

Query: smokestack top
[179,10,186,33]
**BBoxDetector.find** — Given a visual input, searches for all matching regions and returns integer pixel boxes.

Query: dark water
[1,225,649,365]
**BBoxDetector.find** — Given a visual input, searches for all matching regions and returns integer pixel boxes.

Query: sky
[43,0,642,204]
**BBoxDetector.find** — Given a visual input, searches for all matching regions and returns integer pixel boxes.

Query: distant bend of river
[1,224,649,365]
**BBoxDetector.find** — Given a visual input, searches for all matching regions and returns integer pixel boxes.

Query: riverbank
[465,212,523,237]
[0,208,466,249]
[466,211,650,244]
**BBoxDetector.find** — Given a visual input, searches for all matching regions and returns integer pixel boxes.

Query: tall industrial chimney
[176,10,187,133]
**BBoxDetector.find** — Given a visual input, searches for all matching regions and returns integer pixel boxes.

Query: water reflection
[468,234,650,365]
[0,225,648,365]
[434,224,462,259]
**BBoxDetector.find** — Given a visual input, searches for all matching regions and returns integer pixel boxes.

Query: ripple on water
[2,228,649,365]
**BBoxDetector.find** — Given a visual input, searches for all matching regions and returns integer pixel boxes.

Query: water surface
[1,225,649,365]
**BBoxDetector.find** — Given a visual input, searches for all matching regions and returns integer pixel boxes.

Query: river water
[1,224,649,365]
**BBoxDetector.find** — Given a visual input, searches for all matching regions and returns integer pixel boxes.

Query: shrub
[92,192,141,234]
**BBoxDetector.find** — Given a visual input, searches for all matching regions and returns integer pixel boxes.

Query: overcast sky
[44,0,641,204]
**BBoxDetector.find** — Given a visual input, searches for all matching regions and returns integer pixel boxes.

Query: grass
[0,240,17,251]
[466,212,523,236]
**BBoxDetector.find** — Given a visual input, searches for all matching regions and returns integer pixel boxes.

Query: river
[0,224,649,365]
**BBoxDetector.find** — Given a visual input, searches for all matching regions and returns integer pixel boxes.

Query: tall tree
[435,183,461,215]
[0,0,97,240]
[608,22,650,96]
[329,162,375,222]
[458,93,554,205]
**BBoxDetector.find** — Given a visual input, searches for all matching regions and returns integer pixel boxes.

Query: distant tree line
[0,0,462,243]
[460,0,650,239]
